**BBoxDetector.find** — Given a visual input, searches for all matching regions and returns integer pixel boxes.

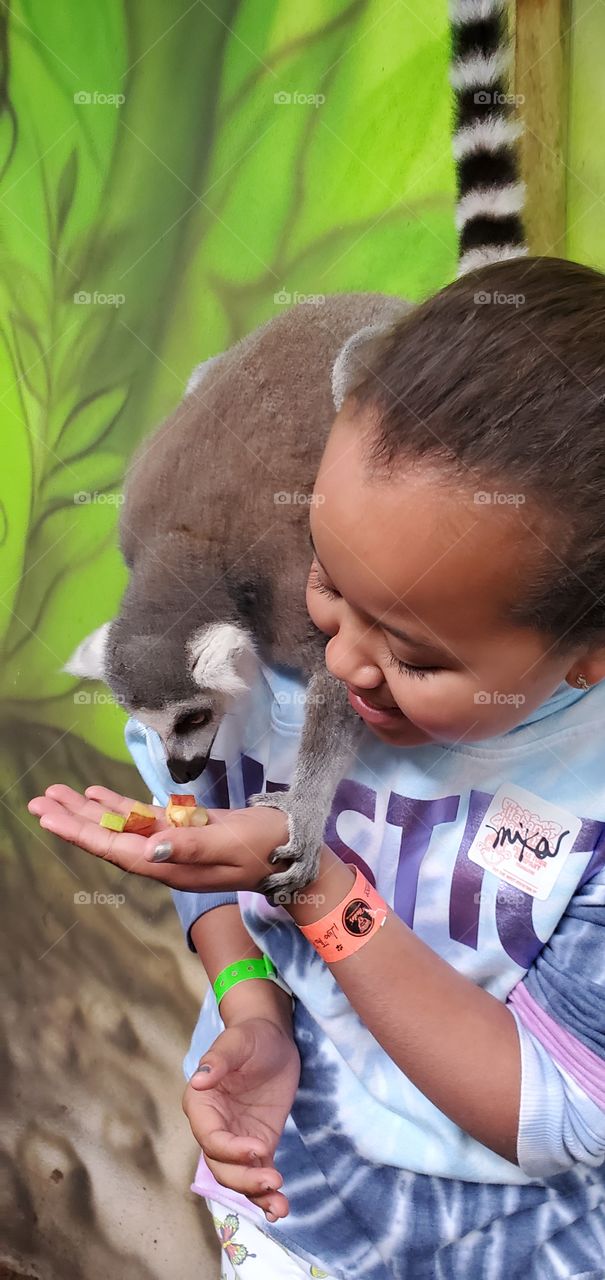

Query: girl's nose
[325,630,383,690]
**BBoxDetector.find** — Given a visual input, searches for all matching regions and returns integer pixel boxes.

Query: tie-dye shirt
[125,664,605,1280]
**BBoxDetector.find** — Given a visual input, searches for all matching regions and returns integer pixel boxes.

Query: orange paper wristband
[298,866,388,962]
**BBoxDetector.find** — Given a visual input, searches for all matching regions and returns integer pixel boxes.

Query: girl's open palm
[183,1017,301,1221]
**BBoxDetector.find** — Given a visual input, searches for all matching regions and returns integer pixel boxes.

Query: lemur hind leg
[249,667,363,900]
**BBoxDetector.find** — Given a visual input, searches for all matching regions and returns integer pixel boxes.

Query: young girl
[30,255,605,1279]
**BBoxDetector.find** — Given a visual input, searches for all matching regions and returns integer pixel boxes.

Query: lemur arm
[190,905,294,1035]
[251,667,364,897]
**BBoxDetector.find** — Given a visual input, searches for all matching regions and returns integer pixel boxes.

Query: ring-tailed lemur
[66,0,527,898]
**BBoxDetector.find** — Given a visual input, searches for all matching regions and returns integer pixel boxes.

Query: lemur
[67,0,527,898]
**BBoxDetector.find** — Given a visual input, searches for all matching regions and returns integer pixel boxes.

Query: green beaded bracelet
[213,953,290,1006]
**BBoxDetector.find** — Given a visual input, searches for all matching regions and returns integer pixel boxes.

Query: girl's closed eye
[309,564,440,680]
[386,654,439,680]
[308,563,340,600]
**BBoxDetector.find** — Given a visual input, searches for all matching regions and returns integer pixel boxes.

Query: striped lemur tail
[450,0,528,277]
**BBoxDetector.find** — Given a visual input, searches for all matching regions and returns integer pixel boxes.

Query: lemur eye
[176,710,211,733]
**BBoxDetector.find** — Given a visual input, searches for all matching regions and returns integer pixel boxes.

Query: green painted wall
[0,3,602,1276]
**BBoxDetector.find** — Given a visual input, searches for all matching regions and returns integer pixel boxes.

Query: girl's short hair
[349,256,605,653]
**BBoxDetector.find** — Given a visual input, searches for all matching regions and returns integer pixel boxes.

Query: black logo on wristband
[342,898,374,937]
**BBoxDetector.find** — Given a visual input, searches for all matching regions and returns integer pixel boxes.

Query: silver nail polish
[151,841,173,862]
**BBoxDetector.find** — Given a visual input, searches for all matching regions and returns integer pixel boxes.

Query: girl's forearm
[189,904,294,1035]
[285,848,520,1164]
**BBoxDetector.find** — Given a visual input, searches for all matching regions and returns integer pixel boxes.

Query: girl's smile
[346,686,407,727]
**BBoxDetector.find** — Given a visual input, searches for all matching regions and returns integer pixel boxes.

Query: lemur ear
[188,622,260,700]
[185,354,222,397]
[62,621,112,679]
[331,323,392,411]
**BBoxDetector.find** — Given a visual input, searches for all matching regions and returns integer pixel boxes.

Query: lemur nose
[167,756,208,784]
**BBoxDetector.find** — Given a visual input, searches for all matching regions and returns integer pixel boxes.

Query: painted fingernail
[196,1065,212,1073]
[151,841,173,862]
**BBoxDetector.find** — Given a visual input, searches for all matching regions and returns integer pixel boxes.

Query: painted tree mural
[0,0,600,1276]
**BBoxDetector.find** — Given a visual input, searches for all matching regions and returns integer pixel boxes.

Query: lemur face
[64,620,260,784]
[131,695,224,784]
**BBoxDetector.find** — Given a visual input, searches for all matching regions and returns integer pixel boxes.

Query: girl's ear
[567,649,605,690]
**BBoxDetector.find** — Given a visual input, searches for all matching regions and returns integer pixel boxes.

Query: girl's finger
[247,1187,290,1220]
[84,785,164,817]
[203,1153,284,1201]
[30,796,169,877]
[31,799,235,890]
[29,784,106,824]
[144,823,233,866]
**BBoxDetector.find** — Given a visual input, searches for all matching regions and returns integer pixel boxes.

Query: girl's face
[306,409,584,748]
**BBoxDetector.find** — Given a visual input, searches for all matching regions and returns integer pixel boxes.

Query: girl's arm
[285,846,520,1163]
[189,903,294,1035]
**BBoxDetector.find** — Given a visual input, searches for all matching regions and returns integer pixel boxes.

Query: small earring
[576,674,590,690]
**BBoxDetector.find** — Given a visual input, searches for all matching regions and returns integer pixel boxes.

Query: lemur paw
[248,790,293,856]
[248,790,323,900]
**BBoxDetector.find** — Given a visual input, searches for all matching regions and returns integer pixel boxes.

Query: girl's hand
[27,784,290,893]
[183,1017,301,1221]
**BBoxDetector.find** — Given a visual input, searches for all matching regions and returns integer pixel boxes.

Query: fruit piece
[166,793,197,826]
[123,800,159,836]
[124,813,157,836]
[166,803,209,829]
[131,801,157,817]
[101,811,126,832]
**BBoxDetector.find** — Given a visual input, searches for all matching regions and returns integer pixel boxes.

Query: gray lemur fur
[66,0,527,897]
[66,293,411,897]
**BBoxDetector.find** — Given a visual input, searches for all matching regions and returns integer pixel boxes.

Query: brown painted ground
[1,726,219,1279]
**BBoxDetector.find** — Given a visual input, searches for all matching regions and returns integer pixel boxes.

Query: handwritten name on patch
[467,783,582,900]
